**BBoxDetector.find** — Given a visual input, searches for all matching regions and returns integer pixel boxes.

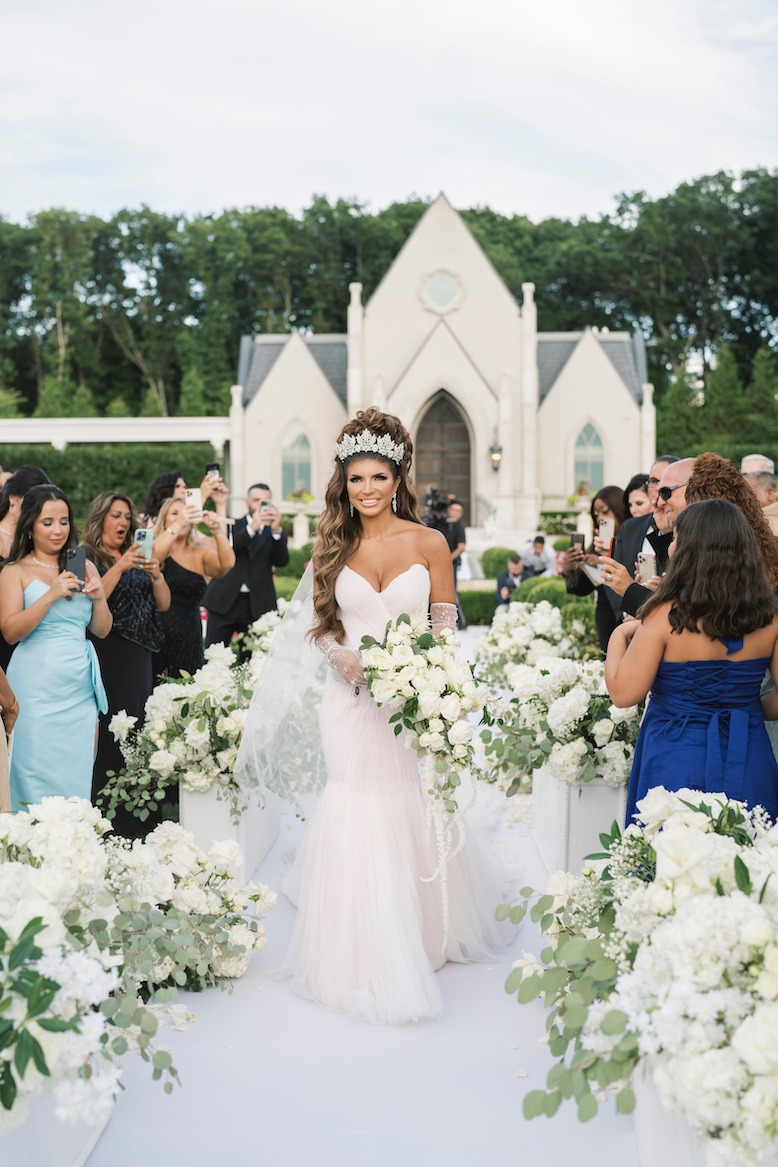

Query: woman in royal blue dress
[606,499,778,823]
[0,485,112,811]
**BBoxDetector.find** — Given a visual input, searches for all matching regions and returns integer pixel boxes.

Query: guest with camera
[204,483,289,659]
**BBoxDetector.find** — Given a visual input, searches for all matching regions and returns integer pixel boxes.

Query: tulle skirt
[277,672,511,1024]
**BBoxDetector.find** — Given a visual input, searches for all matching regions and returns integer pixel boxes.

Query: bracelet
[3,697,18,712]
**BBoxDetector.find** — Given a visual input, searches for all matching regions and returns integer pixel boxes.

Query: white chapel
[232,194,656,545]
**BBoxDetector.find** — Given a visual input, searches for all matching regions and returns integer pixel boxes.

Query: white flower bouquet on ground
[102,645,255,823]
[504,788,778,1163]
[232,598,288,662]
[481,656,642,795]
[0,797,276,1134]
[359,611,487,812]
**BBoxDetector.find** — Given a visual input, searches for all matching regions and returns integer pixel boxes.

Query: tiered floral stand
[532,764,627,874]
[179,784,280,883]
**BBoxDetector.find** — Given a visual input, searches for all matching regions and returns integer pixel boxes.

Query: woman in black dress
[561,485,626,652]
[82,491,171,833]
[152,496,234,679]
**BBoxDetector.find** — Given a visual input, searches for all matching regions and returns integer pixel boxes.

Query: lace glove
[317,634,366,688]
[430,602,458,638]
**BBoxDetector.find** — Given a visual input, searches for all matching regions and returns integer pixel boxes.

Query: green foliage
[0,442,216,520]
[139,386,164,417]
[106,395,131,417]
[33,374,70,417]
[480,546,516,579]
[513,576,569,605]
[0,386,23,417]
[275,543,313,578]
[177,366,207,415]
[461,590,499,626]
[537,511,578,536]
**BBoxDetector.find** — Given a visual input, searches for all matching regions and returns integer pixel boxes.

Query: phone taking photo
[184,488,203,512]
[134,528,154,561]
[205,462,220,480]
[636,551,656,585]
[66,546,86,584]
[570,533,585,550]
[598,517,616,555]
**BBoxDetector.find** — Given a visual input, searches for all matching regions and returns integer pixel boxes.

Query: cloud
[0,0,775,224]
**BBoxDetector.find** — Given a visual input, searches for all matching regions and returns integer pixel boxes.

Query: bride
[262,407,510,1024]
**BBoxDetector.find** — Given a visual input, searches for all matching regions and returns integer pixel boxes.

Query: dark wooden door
[415,394,471,523]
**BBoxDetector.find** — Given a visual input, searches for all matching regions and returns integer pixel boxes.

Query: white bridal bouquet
[481,656,642,796]
[0,797,275,1133]
[475,600,589,687]
[359,612,486,811]
[505,788,778,1163]
[104,645,256,822]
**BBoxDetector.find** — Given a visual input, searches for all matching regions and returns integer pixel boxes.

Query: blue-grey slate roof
[240,336,347,408]
[537,332,646,405]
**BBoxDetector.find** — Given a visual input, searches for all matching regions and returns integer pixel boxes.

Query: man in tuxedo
[204,482,289,652]
[604,454,680,621]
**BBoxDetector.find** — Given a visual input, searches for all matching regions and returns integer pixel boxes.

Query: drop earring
[349,502,354,518]
[392,493,398,513]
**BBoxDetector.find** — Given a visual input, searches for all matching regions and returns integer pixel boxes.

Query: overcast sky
[1,0,776,225]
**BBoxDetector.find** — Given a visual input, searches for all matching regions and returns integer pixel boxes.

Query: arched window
[282,429,312,499]
[574,423,604,494]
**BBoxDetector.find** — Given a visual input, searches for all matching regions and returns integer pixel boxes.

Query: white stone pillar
[520,282,540,529]
[347,282,363,415]
[229,384,245,508]
[640,383,656,470]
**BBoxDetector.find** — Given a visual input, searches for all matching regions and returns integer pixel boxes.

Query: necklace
[30,554,59,570]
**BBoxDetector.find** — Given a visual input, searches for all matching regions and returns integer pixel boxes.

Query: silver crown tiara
[335,429,405,464]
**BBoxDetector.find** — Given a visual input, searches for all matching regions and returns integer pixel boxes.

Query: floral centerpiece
[102,644,255,823]
[475,600,592,688]
[0,797,275,1133]
[481,657,641,796]
[505,787,778,1164]
[359,611,487,812]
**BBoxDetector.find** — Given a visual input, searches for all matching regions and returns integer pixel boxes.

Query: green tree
[699,344,746,442]
[656,372,704,454]
[106,395,131,417]
[34,374,70,416]
[177,366,206,415]
[139,386,164,417]
[0,385,24,417]
[69,383,98,416]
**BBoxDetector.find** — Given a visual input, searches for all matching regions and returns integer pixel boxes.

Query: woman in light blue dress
[0,485,112,811]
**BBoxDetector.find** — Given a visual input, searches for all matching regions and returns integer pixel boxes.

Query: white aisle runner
[86,629,640,1167]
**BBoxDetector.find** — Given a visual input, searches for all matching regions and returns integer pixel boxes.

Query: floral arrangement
[481,657,641,795]
[505,787,778,1163]
[475,600,591,687]
[359,612,486,812]
[231,599,287,660]
[102,644,256,823]
[0,797,275,1133]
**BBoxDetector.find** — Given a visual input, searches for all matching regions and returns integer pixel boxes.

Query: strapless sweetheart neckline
[343,562,427,595]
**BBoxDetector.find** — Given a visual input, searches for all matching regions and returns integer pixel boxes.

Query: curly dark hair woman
[685,452,778,588]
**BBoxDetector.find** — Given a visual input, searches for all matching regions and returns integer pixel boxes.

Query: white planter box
[179,783,280,883]
[531,764,627,874]
[0,1089,113,1167]
[634,1062,778,1167]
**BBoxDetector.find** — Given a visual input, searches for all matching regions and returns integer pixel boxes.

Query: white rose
[362,646,393,671]
[417,691,444,720]
[732,1004,778,1073]
[149,749,177,778]
[741,916,773,948]
[447,720,473,747]
[439,693,462,722]
[371,678,401,706]
[756,972,778,1000]
[592,718,615,746]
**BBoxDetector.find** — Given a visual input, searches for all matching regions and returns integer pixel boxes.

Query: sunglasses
[656,481,687,502]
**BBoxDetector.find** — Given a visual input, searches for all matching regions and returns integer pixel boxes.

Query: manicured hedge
[479,546,515,579]
[276,543,313,577]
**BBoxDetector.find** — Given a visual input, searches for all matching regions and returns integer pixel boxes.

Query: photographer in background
[204,482,289,659]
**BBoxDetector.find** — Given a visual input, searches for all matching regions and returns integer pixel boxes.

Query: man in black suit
[603,455,681,620]
[204,482,289,652]
[495,554,532,607]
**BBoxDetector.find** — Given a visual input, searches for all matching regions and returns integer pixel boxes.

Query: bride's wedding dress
[278,563,511,1024]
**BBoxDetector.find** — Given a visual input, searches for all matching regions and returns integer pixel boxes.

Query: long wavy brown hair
[638,500,778,636]
[311,407,421,642]
[685,452,778,587]
[81,491,140,571]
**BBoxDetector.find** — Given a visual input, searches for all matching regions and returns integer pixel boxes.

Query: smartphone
[570,533,585,550]
[636,552,656,585]
[599,517,616,554]
[134,528,154,560]
[260,500,270,513]
[66,546,86,583]
[205,462,220,480]
[184,487,203,512]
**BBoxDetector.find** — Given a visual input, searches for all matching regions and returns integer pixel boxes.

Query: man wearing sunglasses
[602,456,697,619]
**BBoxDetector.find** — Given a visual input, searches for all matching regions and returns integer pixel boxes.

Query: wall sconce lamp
[489,440,503,472]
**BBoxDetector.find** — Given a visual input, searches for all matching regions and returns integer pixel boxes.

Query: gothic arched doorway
[415,394,472,523]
